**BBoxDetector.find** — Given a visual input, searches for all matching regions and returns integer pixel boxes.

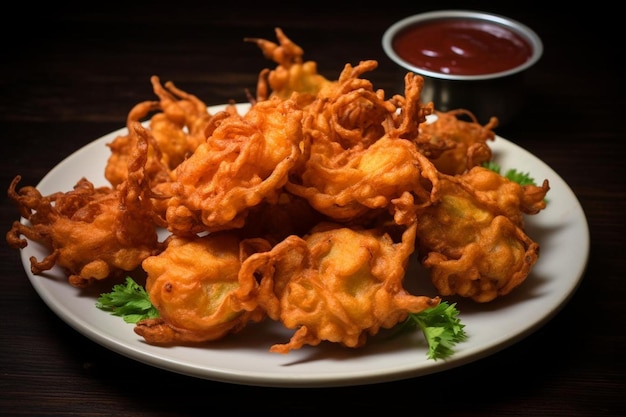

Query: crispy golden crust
[7,131,162,288]
[414,168,549,302]
[419,109,498,175]
[164,96,303,235]
[135,233,270,344]
[241,222,439,353]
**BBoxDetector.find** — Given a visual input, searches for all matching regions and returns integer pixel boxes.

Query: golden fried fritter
[165,95,303,235]
[462,165,550,227]
[284,63,438,222]
[7,128,162,288]
[418,109,498,175]
[246,27,333,102]
[242,220,439,353]
[134,232,271,344]
[105,76,212,189]
[414,167,549,302]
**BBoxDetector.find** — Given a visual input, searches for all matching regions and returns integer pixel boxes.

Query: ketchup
[392,18,533,75]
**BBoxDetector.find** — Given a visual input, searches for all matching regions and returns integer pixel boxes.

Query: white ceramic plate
[19,104,589,387]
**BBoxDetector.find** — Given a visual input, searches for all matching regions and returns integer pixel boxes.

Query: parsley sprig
[96,277,159,323]
[482,161,537,186]
[393,301,467,360]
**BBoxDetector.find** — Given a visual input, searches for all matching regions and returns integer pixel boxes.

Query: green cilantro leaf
[482,160,501,173]
[96,277,159,323]
[503,168,537,186]
[393,301,467,360]
[482,161,537,186]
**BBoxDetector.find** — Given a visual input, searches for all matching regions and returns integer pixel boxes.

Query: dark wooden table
[1,3,624,416]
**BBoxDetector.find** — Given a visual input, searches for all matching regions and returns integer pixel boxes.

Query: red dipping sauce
[392,18,533,76]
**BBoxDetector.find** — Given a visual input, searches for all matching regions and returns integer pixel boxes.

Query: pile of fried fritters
[6,28,549,353]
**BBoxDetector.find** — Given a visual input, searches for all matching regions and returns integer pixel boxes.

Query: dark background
[1,2,624,416]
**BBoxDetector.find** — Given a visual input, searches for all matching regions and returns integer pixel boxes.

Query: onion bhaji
[106,76,212,188]
[135,232,270,344]
[414,166,549,302]
[243,220,439,353]
[5,27,551,353]
[6,128,161,288]
[245,27,333,103]
[164,95,304,235]
[418,109,498,175]
[285,62,438,222]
